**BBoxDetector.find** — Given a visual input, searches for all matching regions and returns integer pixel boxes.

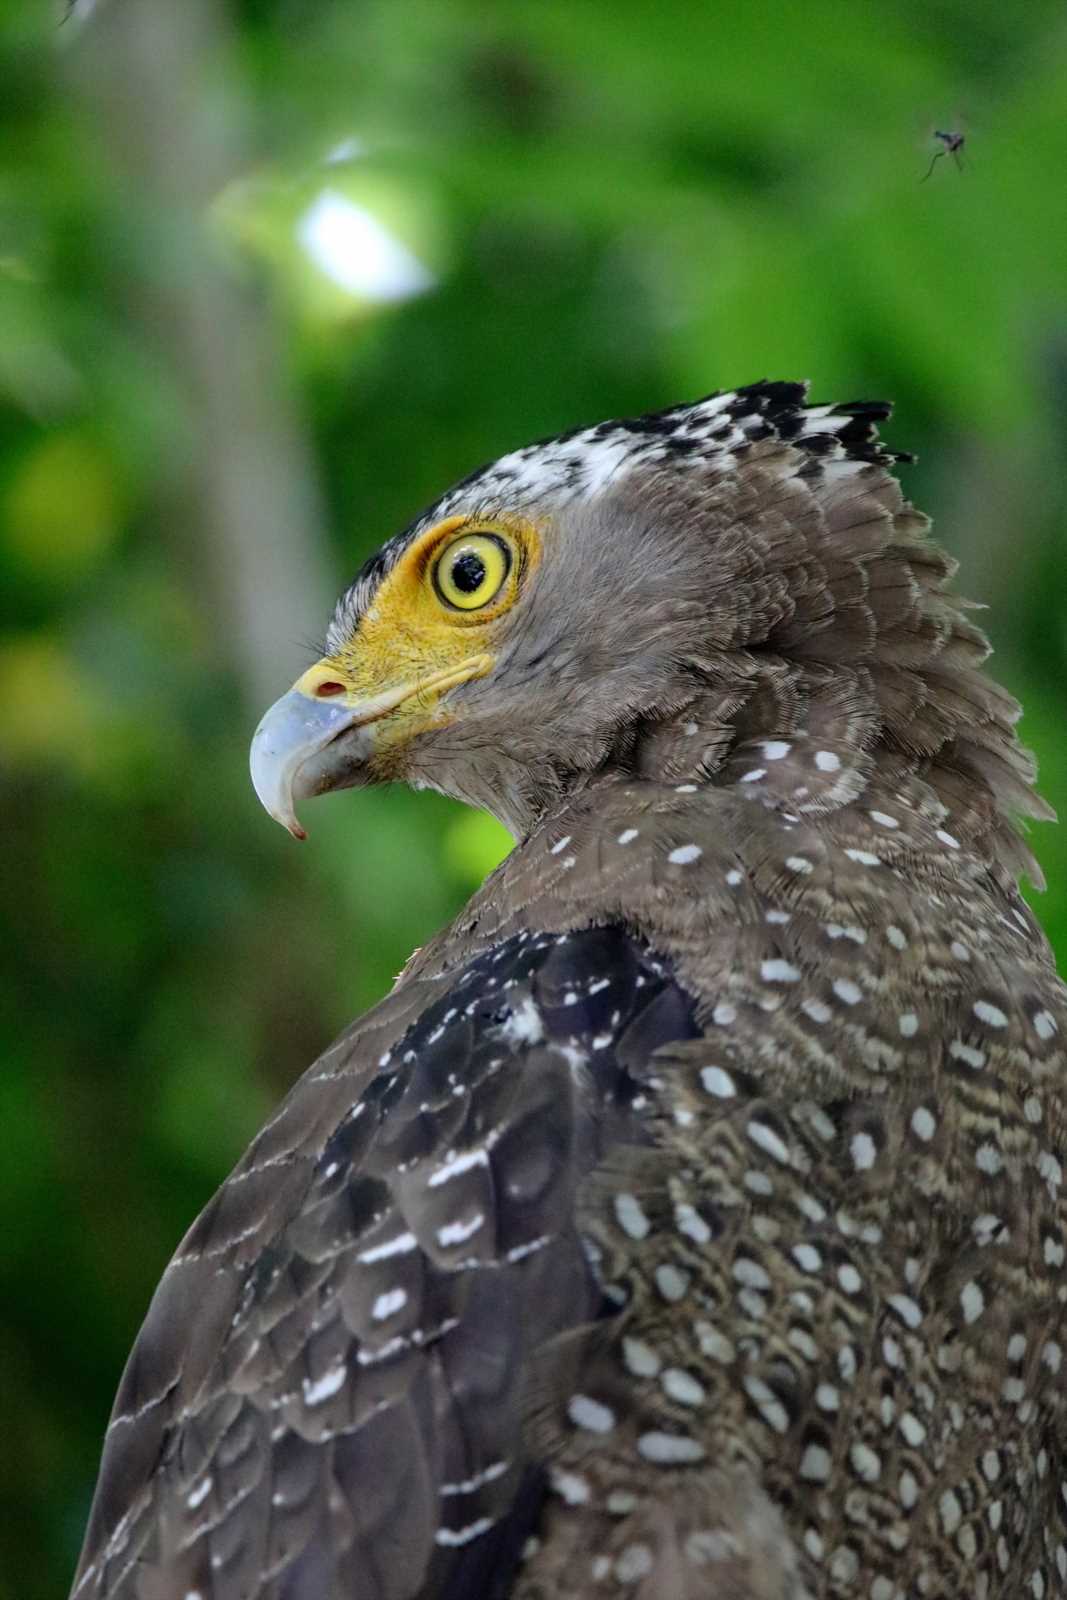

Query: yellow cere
[291,513,542,771]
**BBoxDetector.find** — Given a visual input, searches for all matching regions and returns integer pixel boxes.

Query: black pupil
[451,549,488,594]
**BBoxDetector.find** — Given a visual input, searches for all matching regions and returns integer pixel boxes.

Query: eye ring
[432,532,513,612]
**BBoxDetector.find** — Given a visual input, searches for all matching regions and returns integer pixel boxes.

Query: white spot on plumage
[898,1012,919,1037]
[614,1192,651,1239]
[850,1132,876,1171]
[746,1120,791,1165]
[829,1548,859,1584]
[743,1375,789,1433]
[668,843,702,865]
[899,1411,926,1446]
[976,1143,1003,1175]
[937,829,961,850]
[825,923,867,944]
[886,924,908,949]
[606,1490,637,1516]
[186,1478,212,1510]
[725,867,743,886]
[785,855,814,874]
[870,810,899,828]
[622,1337,661,1377]
[675,1202,711,1244]
[789,1327,819,1362]
[1034,1009,1058,1040]
[357,1231,417,1263]
[694,1320,735,1363]
[549,835,572,854]
[939,1489,963,1535]
[762,740,791,760]
[372,1287,407,1321]
[617,827,639,845]
[844,848,881,867]
[911,1106,936,1141]
[815,750,841,772]
[441,1459,510,1496]
[974,999,1009,1028]
[655,1263,690,1302]
[568,1394,615,1433]
[949,1039,986,1070]
[850,1442,880,1482]
[733,1257,771,1290]
[437,1212,485,1246]
[800,1443,832,1482]
[506,1235,549,1262]
[960,1281,985,1323]
[303,1364,346,1405]
[888,1294,923,1330]
[428,1147,490,1186]
[832,978,863,1006]
[802,998,832,1024]
[637,1431,706,1464]
[661,1367,705,1406]
[436,1518,494,1547]
[697,1068,739,1107]
[614,1546,654,1583]
[761,958,801,983]
[551,1470,591,1505]
[740,767,767,783]
[1039,1151,1062,1188]
[899,1471,919,1509]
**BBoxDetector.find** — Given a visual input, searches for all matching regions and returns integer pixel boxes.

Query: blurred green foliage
[2,1,1066,1592]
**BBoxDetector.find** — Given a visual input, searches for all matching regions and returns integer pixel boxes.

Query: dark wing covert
[72,925,699,1600]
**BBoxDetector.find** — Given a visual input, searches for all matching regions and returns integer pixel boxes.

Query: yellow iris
[431,532,512,611]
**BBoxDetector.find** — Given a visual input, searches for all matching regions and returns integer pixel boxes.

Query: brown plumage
[72,383,1067,1599]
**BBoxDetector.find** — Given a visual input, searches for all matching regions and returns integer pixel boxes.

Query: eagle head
[251,381,1028,855]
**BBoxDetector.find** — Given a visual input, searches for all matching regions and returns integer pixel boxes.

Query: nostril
[315,681,346,698]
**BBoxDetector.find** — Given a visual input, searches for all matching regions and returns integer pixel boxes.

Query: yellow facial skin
[294,513,541,775]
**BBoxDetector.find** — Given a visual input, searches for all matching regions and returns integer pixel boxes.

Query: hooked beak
[250,686,374,839]
[250,654,491,839]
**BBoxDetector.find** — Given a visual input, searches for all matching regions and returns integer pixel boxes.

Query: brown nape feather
[610,436,1050,891]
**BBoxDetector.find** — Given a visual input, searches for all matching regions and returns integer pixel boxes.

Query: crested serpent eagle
[71,382,1067,1599]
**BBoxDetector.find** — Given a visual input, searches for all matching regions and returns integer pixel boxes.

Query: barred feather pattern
[72,384,1067,1599]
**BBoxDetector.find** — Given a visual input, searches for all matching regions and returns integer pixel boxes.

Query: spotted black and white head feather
[327,381,905,651]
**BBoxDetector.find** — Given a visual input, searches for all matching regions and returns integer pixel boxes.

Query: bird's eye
[432,533,512,612]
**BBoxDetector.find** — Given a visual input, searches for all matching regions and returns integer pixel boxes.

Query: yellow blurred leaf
[3,432,121,584]
[0,634,99,765]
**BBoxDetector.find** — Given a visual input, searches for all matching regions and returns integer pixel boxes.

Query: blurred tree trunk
[65,0,336,706]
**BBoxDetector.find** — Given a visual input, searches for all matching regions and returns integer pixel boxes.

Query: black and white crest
[326,381,905,650]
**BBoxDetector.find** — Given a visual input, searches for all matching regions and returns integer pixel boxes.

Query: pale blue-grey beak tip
[249,688,371,839]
